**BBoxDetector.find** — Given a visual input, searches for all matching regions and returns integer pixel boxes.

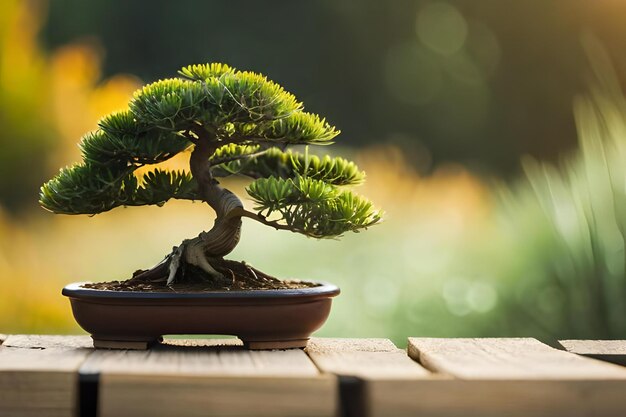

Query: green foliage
[210,143,261,162]
[41,62,379,240]
[246,176,381,237]
[257,112,338,143]
[129,64,337,143]
[129,79,208,130]
[133,169,198,205]
[40,163,136,214]
[80,110,191,165]
[40,164,197,214]
[212,145,365,185]
[201,71,302,123]
[178,63,235,81]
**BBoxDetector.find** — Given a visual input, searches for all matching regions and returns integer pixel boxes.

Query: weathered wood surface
[560,339,626,367]
[3,335,626,417]
[307,338,433,417]
[0,335,92,417]
[307,338,430,378]
[560,340,626,355]
[409,337,626,379]
[84,338,336,417]
[2,334,92,349]
[399,337,626,417]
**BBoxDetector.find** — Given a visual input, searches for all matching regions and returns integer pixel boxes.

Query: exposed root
[166,245,184,286]
[132,238,230,287]
[227,268,236,286]
[130,255,170,283]
[246,264,259,281]
[183,237,223,279]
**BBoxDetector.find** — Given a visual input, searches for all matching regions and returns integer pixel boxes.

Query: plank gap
[78,369,99,417]
[337,376,365,417]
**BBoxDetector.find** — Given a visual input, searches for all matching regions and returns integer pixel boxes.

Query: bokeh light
[416,1,468,56]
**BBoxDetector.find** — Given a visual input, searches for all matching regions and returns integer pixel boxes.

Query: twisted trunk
[132,128,245,285]
[179,185,243,282]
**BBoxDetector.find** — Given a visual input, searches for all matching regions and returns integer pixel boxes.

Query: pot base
[63,281,340,351]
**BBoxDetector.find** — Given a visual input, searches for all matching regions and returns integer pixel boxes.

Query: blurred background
[1,0,626,346]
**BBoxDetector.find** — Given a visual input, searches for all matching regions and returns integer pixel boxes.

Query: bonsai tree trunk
[133,129,245,285]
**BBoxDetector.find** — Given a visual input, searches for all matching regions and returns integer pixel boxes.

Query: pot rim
[62,281,340,300]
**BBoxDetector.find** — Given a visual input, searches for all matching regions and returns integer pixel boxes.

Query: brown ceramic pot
[62,282,340,350]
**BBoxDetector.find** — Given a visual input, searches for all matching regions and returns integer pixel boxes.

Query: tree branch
[225,207,315,236]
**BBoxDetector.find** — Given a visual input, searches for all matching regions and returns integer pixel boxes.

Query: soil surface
[82,259,319,292]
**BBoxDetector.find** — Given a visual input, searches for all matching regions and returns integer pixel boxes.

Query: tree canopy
[40,63,381,238]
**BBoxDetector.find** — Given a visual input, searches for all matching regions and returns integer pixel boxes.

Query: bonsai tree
[40,63,381,288]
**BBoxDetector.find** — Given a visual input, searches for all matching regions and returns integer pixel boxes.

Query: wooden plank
[0,335,93,417]
[306,337,430,378]
[366,378,626,417]
[408,337,626,379]
[2,334,92,349]
[83,338,336,417]
[386,337,626,417]
[560,340,626,367]
[560,340,626,355]
[306,338,433,417]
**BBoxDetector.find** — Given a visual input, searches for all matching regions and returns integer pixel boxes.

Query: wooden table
[1,334,626,417]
